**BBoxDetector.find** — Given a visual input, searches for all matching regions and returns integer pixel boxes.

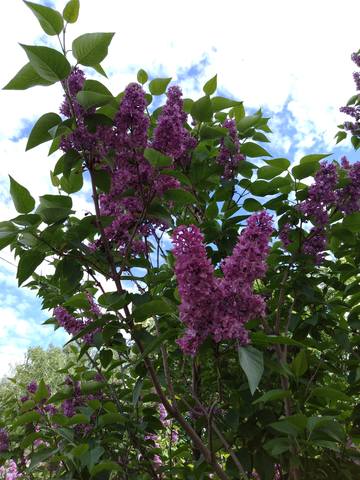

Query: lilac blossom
[337,158,360,214]
[0,429,9,452]
[217,118,245,179]
[153,86,196,162]
[352,52,360,68]
[26,380,38,394]
[0,460,22,480]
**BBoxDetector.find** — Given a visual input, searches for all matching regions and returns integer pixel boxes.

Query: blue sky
[0,0,359,376]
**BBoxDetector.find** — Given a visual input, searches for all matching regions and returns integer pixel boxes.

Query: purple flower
[354,72,360,91]
[337,159,360,214]
[27,380,38,394]
[153,86,196,162]
[0,429,9,452]
[217,118,245,178]
[172,224,218,355]
[279,222,292,248]
[172,213,273,354]
[352,52,360,68]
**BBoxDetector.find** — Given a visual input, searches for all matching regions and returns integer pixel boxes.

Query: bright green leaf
[9,176,35,214]
[24,1,63,36]
[72,32,115,66]
[63,0,79,23]
[203,74,217,95]
[20,44,71,82]
[238,345,264,395]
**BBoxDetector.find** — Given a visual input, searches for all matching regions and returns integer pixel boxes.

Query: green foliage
[2,3,360,479]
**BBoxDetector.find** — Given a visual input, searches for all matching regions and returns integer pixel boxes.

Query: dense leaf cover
[1,1,360,479]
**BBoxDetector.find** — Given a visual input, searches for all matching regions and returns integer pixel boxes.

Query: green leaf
[343,212,360,232]
[243,198,263,212]
[265,158,290,170]
[264,437,291,456]
[0,222,18,250]
[149,77,171,95]
[3,62,54,90]
[93,170,111,193]
[211,96,242,111]
[203,74,217,95]
[133,299,172,321]
[90,461,121,476]
[191,95,213,122]
[205,202,219,220]
[135,330,175,366]
[163,188,196,206]
[300,153,331,164]
[13,410,41,426]
[144,148,172,167]
[72,32,115,66]
[291,350,308,377]
[251,333,304,347]
[17,250,45,286]
[26,112,62,150]
[98,291,131,310]
[68,414,90,425]
[237,114,261,132]
[60,170,83,194]
[100,349,113,369]
[24,1,63,36]
[33,379,49,403]
[63,0,79,23]
[238,345,264,395]
[137,69,148,84]
[253,389,291,405]
[36,194,72,224]
[71,443,89,458]
[241,142,271,158]
[132,378,143,406]
[20,44,71,82]
[292,161,320,180]
[77,91,114,109]
[9,176,35,214]
[335,131,347,144]
[311,387,350,402]
[257,165,284,180]
[98,412,126,426]
[199,125,228,140]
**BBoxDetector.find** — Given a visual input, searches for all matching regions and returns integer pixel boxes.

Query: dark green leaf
[300,153,331,164]
[163,188,196,206]
[264,437,291,456]
[63,0,79,23]
[72,32,115,66]
[199,125,228,140]
[191,95,213,122]
[90,461,121,476]
[240,142,271,158]
[13,410,41,426]
[133,299,172,320]
[253,389,291,405]
[291,350,308,377]
[311,387,350,402]
[98,412,126,426]
[258,166,284,180]
[211,96,242,111]
[292,162,320,180]
[9,175,35,213]
[60,170,83,194]
[76,91,114,109]
[132,378,143,406]
[17,251,45,286]
[24,1,63,36]
[243,198,263,212]
[26,112,62,150]
[0,221,18,250]
[100,349,113,369]
[149,77,171,95]
[203,74,217,95]
[144,148,172,167]
[20,44,71,82]
[343,212,360,232]
[238,345,264,395]
[3,62,54,90]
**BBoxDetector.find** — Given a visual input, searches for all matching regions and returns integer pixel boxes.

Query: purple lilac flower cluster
[153,86,196,164]
[216,118,245,179]
[97,84,193,255]
[0,460,22,480]
[172,211,273,355]
[340,52,360,132]
[0,429,9,452]
[337,156,360,214]
[298,162,338,263]
[280,158,360,262]
[53,304,99,344]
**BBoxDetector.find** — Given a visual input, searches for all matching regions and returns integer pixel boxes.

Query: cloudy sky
[0,0,359,376]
